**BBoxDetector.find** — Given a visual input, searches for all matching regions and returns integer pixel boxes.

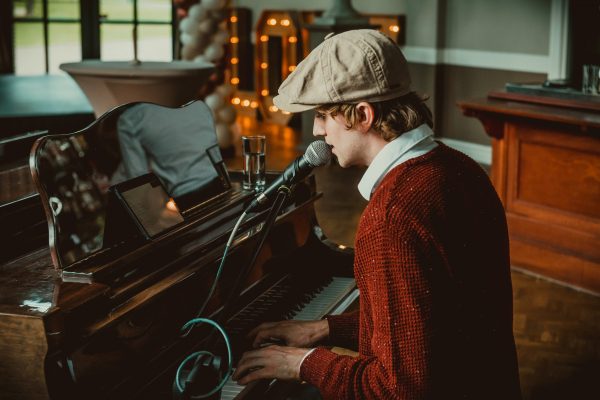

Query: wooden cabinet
[459,93,600,293]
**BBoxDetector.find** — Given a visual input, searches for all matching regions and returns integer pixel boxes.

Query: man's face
[312,112,367,168]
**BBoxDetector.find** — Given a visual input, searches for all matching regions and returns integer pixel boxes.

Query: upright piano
[0,101,357,399]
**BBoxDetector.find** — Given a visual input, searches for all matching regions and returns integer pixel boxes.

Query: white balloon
[212,30,229,45]
[179,17,193,34]
[203,43,224,62]
[193,54,209,64]
[179,32,193,46]
[192,35,209,52]
[204,92,224,111]
[202,0,226,11]
[198,19,215,34]
[216,83,234,97]
[181,44,200,60]
[215,123,232,148]
[188,4,207,21]
[217,105,237,124]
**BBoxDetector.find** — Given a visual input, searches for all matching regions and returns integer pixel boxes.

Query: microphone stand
[173,186,292,400]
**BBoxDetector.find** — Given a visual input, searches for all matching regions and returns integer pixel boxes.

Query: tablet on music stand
[110,173,184,239]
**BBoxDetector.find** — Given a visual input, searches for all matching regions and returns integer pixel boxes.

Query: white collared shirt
[358,124,438,200]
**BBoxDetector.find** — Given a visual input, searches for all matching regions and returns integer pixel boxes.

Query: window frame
[3,0,177,74]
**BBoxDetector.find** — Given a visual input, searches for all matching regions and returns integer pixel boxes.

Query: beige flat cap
[273,29,411,113]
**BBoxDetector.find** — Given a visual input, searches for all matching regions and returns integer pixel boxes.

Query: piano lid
[29,100,232,271]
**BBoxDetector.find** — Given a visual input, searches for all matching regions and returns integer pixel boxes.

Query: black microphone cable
[174,140,332,397]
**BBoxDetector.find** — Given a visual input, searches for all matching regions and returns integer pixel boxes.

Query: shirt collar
[358,124,435,200]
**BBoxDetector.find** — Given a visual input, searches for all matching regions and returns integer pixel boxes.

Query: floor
[226,117,600,400]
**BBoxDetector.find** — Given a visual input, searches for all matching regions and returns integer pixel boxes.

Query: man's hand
[232,345,311,385]
[248,319,329,348]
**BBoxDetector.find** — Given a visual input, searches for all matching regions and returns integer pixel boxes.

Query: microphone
[248,140,332,210]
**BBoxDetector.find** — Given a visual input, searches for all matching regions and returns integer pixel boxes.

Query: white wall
[235,0,407,31]
[443,0,551,55]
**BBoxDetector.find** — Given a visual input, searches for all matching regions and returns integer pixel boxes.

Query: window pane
[13,0,43,19]
[138,24,172,61]
[139,0,172,22]
[100,0,133,21]
[48,23,81,74]
[101,23,135,60]
[14,22,46,75]
[49,0,80,19]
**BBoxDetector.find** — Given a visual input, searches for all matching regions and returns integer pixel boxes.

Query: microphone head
[304,140,332,167]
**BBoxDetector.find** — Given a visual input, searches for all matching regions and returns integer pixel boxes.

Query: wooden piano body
[0,101,356,399]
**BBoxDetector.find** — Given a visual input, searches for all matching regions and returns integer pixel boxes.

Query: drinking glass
[241,135,266,191]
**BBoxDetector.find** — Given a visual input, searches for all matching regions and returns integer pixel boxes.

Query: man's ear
[355,102,375,133]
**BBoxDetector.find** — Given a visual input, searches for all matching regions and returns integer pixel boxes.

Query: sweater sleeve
[324,310,359,349]
[300,217,434,399]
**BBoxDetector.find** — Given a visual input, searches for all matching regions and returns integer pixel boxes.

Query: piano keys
[220,276,359,400]
[0,101,357,399]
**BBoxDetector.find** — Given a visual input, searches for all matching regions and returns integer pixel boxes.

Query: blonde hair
[315,92,433,142]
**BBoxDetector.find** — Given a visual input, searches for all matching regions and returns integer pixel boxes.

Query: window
[8,0,175,75]
[99,0,173,62]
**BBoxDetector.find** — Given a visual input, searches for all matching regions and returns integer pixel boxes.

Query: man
[115,101,222,198]
[232,29,521,399]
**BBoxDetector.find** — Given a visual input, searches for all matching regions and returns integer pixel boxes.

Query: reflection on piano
[0,101,357,400]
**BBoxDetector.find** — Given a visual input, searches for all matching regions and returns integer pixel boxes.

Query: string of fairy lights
[225,9,404,124]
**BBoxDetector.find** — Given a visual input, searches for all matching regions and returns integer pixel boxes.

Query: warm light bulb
[231,97,241,105]
[288,36,297,43]
[281,19,290,26]
[261,89,269,96]
[250,101,258,108]
[288,65,296,72]
[242,99,250,107]
[260,35,269,42]
[230,16,238,23]
[267,18,277,26]
[231,57,239,64]
[166,199,178,212]
[230,37,239,44]
[260,62,268,69]
[230,77,240,85]
[389,25,399,33]
[269,105,279,112]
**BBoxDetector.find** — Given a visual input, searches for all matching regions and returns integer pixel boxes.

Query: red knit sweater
[300,144,521,399]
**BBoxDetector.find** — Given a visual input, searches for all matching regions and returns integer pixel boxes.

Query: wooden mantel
[458,92,600,294]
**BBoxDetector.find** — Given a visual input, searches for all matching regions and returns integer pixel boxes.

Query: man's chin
[335,157,350,168]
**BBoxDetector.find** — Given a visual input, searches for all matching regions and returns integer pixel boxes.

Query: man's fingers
[247,322,277,340]
[252,330,275,348]
[233,347,280,381]
[237,366,274,385]
[232,354,263,380]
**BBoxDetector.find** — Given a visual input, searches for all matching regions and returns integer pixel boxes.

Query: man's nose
[313,118,325,137]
